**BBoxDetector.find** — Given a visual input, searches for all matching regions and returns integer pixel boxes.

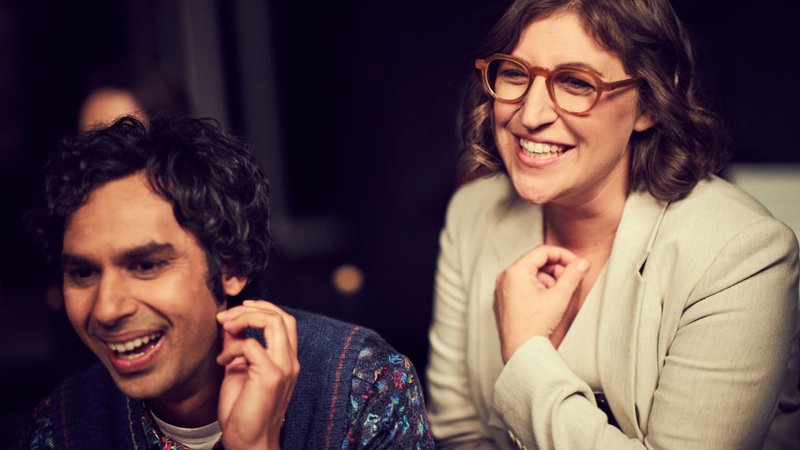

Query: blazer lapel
[597,190,667,438]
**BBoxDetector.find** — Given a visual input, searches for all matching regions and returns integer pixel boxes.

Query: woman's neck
[543,193,627,349]
[543,192,626,256]
[541,153,630,254]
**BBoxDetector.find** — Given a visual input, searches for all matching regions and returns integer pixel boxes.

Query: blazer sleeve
[494,218,799,449]
[427,186,497,449]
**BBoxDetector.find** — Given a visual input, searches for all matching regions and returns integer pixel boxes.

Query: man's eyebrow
[114,242,176,264]
[61,242,177,267]
[61,253,95,267]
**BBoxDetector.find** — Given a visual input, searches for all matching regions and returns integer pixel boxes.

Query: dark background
[0,0,796,447]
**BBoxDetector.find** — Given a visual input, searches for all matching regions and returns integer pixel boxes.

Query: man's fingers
[216,300,298,370]
[260,312,296,368]
[232,339,297,423]
[219,308,282,335]
[243,300,298,355]
[238,338,274,374]
[218,300,287,325]
[217,339,267,367]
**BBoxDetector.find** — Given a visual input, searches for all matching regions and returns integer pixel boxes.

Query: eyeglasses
[475,53,640,115]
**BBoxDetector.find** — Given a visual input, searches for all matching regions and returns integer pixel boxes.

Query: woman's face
[493,11,653,208]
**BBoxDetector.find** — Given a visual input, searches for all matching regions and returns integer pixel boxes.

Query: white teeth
[520,139,566,155]
[106,332,162,355]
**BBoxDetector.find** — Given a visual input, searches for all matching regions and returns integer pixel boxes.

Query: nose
[518,77,558,130]
[92,271,137,328]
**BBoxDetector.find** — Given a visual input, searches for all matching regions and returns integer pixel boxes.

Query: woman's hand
[494,245,589,363]
[216,300,300,450]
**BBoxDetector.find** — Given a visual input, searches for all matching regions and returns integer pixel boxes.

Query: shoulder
[284,306,363,334]
[18,395,56,450]
[444,174,533,238]
[283,306,415,378]
[670,175,773,221]
[647,176,798,302]
[279,305,416,374]
[32,362,113,404]
[279,307,433,447]
[447,174,516,219]
[350,333,417,390]
[450,173,515,204]
[344,334,433,448]
[282,306,384,352]
[659,176,797,253]
[17,363,120,450]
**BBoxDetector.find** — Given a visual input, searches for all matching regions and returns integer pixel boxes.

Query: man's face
[61,172,226,402]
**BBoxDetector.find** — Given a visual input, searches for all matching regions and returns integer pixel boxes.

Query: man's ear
[221,272,248,297]
[634,110,657,132]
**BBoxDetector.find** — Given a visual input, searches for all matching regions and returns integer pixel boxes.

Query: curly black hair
[29,115,271,302]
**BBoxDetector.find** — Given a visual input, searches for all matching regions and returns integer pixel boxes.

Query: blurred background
[0,0,796,447]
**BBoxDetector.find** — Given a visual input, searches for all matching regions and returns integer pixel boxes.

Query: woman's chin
[509,176,555,206]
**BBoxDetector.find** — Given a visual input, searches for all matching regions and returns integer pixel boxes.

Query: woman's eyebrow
[555,61,604,77]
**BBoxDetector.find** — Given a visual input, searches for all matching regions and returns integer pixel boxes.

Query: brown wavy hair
[459,0,728,201]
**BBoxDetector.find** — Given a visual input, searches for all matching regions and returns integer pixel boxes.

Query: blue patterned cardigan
[20,307,433,449]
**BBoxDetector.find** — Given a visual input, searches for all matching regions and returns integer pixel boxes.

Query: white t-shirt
[151,410,222,450]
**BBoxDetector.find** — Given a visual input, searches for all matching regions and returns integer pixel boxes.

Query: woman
[426,0,800,448]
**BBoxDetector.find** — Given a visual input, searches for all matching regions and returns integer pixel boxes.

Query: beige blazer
[427,174,800,449]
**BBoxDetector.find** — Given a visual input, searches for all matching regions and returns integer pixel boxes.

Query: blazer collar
[605,189,667,270]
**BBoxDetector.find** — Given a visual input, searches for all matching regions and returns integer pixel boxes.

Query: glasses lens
[551,69,599,114]
[486,58,529,102]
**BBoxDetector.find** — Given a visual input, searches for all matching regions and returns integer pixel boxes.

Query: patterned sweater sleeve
[17,395,56,450]
[341,335,434,449]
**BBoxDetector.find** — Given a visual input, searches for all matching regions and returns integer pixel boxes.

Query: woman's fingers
[537,271,556,288]
[552,259,590,297]
[511,245,580,272]
[494,245,590,362]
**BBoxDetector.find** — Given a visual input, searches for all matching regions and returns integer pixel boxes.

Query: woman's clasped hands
[494,245,590,363]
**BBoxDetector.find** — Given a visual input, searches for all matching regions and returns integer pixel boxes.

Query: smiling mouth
[106,332,163,360]
[519,138,571,159]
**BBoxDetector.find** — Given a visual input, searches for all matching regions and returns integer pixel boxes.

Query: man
[20,116,433,449]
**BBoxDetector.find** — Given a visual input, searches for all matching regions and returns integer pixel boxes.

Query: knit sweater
[19,307,433,449]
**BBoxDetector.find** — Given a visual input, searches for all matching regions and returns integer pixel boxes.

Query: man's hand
[216,300,300,450]
[494,245,589,363]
